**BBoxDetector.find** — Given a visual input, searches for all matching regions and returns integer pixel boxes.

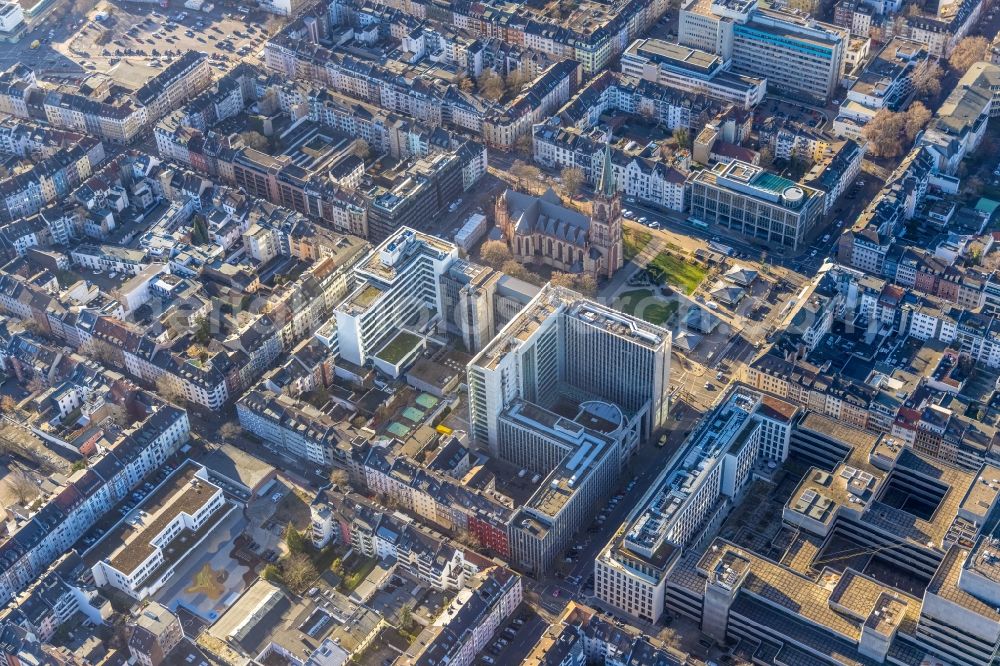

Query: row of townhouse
[338,0,669,75]
[0,553,111,643]
[0,222,365,410]
[310,484,523,666]
[557,71,724,133]
[481,59,582,150]
[263,26,581,151]
[0,402,190,605]
[362,446,516,558]
[532,122,688,211]
[0,134,106,224]
[0,58,211,144]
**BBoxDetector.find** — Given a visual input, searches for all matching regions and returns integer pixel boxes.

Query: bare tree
[219,421,241,443]
[282,553,318,593]
[514,132,534,155]
[8,471,37,505]
[478,70,505,101]
[560,167,586,197]
[912,61,943,99]
[238,131,269,151]
[1,396,16,414]
[480,240,513,268]
[904,101,932,141]
[351,138,371,161]
[26,376,46,395]
[948,36,989,74]
[330,468,350,488]
[550,272,578,290]
[862,109,907,157]
[81,339,119,367]
[155,376,186,406]
[575,274,597,296]
[456,72,475,92]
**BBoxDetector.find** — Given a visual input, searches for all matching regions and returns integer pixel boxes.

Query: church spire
[598,133,615,199]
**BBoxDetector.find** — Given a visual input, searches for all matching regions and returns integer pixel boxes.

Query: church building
[495,143,624,280]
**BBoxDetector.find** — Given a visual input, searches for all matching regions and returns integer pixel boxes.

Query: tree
[283,553,317,593]
[510,162,542,192]
[155,375,186,406]
[1,396,16,413]
[452,529,481,550]
[193,315,211,345]
[191,214,209,245]
[501,259,541,285]
[456,72,474,92]
[478,70,504,101]
[550,272,578,290]
[966,176,985,197]
[219,421,241,443]
[912,61,943,99]
[238,131,269,151]
[399,603,415,632]
[330,468,350,488]
[948,37,989,74]
[862,108,907,157]
[82,339,119,366]
[904,101,932,141]
[575,273,597,296]
[8,471,37,505]
[673,127,690,149]
[480,240,513,268]
[351,138,371,161]
[285,522,308,554]
[758,146,774,167]
[560,167,585,197]
[514,132,534,155]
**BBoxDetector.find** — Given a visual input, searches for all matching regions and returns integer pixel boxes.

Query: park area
[616,288,679,326]
[624,227,651,260]
[647,252,706,295]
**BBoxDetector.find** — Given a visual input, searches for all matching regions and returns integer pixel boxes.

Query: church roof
[502,188,591,246]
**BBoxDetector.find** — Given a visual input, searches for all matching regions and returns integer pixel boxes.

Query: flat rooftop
[88,463,223,577]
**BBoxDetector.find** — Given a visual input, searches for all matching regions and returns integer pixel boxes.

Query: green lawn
[648,252,706,295]
[623,227,651,260]
[340,557,377,593]
[617,289,679,326]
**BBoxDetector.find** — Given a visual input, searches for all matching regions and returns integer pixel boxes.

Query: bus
[689,217,709,230]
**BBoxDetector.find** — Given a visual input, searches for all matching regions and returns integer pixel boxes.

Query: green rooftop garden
[376,331,422,365]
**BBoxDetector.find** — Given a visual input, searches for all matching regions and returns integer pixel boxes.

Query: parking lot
[52,1,276,84]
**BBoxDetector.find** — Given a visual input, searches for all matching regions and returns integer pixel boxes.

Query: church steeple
[598,135,615,199]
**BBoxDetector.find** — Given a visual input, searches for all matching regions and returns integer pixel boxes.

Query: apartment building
[532,124,689,211]
[834,38,927,139]
[89,462,229,600]
[361,447,515,557]
[397,567,522,666]
[0,403,190,606]
[237,388,346,468]
[482,60,582,150]
[620,38,766,110]
[689,160,825,252]
[133,52,213,124]
[920,61,999,175]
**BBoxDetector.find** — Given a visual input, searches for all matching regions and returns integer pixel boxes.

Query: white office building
[334,228,458,366]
